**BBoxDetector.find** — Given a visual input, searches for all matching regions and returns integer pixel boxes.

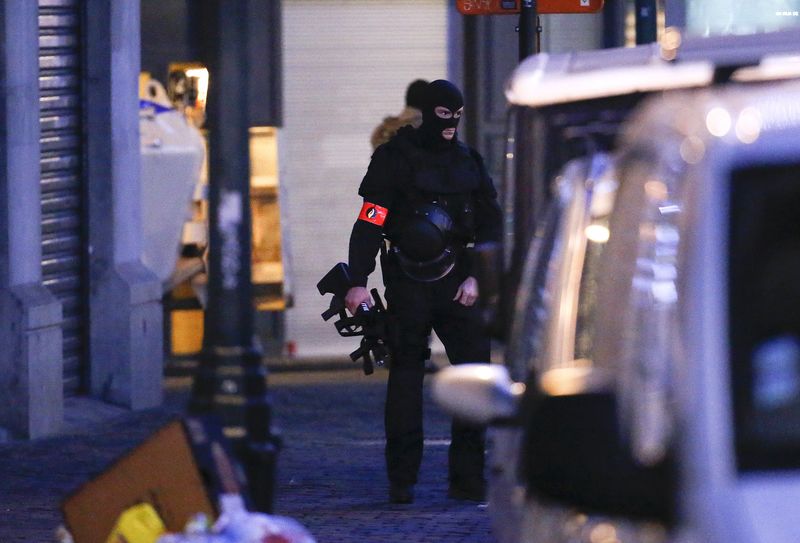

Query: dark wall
[244,0,282,126]
[140,0,282,126]
[140,0,192,84]
[461,14,519,180]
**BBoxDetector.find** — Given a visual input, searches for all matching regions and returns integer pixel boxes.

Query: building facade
[0,0,162,440]
[281,1,606,358]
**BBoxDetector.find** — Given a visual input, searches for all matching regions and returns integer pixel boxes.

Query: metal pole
[602,0,626,48]
[519,0,539,61]
[635,0,658,44]
[664,0,687,30]
[189,0,279,514]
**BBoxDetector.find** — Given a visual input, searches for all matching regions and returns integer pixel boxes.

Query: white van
[434,30,800,543]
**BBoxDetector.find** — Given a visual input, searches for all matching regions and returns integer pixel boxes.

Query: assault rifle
[317,263,391,375]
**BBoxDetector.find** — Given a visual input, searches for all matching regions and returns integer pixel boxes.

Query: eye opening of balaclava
[419,79,464,150]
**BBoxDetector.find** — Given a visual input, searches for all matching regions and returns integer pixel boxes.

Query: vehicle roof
[506,28,800,108]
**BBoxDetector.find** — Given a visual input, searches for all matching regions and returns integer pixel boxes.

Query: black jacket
[348,126,502,286]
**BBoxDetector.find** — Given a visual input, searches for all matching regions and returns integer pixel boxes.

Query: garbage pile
[56,418,314,543]
[57,495,315,543]
[110,495,314,543]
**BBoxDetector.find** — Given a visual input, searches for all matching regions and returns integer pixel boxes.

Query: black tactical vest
[382,133,483,281]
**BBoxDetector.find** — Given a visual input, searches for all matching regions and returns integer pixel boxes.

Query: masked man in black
[344,80,502,504]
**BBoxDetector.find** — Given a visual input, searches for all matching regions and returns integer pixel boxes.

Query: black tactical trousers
[382,262,490,489]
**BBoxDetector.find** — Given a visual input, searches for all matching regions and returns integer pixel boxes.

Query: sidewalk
[0,366,493,543]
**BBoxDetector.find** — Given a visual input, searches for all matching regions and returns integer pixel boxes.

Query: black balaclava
[418,79,464,151]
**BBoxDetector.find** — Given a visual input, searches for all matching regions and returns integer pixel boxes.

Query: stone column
[84,0,163,409]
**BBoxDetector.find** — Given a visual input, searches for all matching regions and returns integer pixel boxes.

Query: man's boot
[389,483,414,504]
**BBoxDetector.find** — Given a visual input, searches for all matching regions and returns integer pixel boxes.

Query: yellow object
[139,72,151,99]
[250,126,286,310]
[171,309,204,355]
[105,503,166,543]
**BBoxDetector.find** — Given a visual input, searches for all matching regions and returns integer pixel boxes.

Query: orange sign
[456,0,603,15]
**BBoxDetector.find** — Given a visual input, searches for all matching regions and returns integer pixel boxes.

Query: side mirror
[521,390,677,524]
[431,364,525,425]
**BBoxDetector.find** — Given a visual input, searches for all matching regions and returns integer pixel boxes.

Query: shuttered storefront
[39,0,86,396]
[282,0,448,358]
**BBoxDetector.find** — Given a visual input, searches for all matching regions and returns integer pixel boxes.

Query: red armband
[357,202,388,226]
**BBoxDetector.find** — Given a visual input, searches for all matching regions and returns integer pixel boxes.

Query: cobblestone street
[0,366,493,542]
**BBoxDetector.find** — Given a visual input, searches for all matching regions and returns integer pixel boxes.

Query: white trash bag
[157,494,316,543]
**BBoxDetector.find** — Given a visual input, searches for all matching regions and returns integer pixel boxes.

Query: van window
[512,155,616,381]
[687,0,800,37]
[730,162,800,472]
[502,96,641,328]
[505,196,562,383]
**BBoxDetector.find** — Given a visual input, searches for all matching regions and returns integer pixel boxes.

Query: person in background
[346,80,502,504]
[370,79,429,150]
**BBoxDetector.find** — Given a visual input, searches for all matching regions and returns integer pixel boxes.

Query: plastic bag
[156,494,315,543]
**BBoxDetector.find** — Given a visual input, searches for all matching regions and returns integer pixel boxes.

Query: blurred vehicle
[141,66,290,363]
[612,76,800,543]
[433,29,800,543]
[139,74,207,294]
